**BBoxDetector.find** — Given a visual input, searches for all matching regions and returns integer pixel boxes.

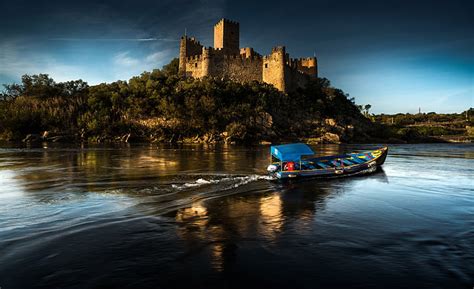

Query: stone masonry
[178,18,318,92]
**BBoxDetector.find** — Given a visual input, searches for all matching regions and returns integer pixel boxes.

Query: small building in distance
[178,18,318,92]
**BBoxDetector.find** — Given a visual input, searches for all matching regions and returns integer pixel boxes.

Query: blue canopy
[270,143,315,162]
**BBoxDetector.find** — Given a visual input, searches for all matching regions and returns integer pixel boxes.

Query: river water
[0,143,472,289]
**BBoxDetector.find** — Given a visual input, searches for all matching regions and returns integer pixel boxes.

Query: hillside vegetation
[2,58,469,144]
[373,111,474,143]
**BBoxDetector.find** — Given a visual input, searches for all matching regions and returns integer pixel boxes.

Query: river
[0,143,472,289]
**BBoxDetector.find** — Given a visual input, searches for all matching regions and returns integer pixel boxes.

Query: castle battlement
[178,19,318,92]
[186,54,203,61]
[297,57,316,61]
[181,36,201,45]
[271,46,286,53]
[296,57,317,64]
[214,18,239,27]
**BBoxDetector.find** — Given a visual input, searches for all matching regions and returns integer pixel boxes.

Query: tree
[363,104,372,117]
[2,74,89,99]
[2,83,24,99]
[162,58,179,76]
[0,63,375,143]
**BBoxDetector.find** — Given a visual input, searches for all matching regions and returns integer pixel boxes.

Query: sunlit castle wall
[179,36,203,76]
[263,46,286,92]
[214,19,240,55]
[207,49,263,82]
[178,19,319,92]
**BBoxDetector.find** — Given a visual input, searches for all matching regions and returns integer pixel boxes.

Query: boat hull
[271,147,388,180]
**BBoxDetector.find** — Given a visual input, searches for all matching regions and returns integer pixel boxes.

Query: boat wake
[171,174,274,191]
[114,173,276,216]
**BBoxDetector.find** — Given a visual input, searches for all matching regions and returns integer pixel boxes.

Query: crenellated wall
[184,54,205,78]
[240,47,259,59]
[209,53,263,82]
[284,66,311,92]
[296,57,318,77]
[178,19,318,92]
[179,37,203,75]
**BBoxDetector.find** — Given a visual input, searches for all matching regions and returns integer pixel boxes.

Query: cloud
[112,49,175,81]
[114,52,142,68]
[0,0,225,85]
[145,51,172,62]
[0,39,86,83]
[0,36,177,85]
[49,38,178,42]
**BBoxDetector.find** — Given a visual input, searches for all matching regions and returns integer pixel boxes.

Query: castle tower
[201,47,211,76]
[214,19,240,54]
[179,36,203,75]
[178,37,187,74]
[262,46,286,92]
[297,57,318,78]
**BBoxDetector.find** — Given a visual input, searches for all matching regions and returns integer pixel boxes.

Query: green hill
[2,58,469,144]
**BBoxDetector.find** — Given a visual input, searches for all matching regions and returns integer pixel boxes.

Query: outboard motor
[267,164,278,173]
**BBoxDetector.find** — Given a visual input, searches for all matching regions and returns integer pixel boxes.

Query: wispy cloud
[0,39,86,83]
[112,49,175,81]
[114,52,141,67]
[0,0,225,86]
[49,37,178,42]
[0,39,176,85]
[145,51,173,62]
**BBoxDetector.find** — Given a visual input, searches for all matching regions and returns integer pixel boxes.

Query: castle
[179,19,318,92]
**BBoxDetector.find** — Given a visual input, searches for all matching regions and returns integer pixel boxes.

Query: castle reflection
[3,143,372,195]
[172,178,348,273]
[3,143,266,196]
[259,194,283,240]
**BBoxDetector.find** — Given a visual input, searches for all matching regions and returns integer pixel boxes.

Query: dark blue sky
[1,0,472,113]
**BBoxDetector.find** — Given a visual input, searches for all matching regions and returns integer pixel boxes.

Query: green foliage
[161,58,179,76]
[0,59,374,143]
[373,111,469,126]
[373,109,472,142]
[2,74,89,99]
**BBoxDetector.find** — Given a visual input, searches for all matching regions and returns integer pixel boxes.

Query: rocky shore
[2,70,472,146]
[18,115,471,145]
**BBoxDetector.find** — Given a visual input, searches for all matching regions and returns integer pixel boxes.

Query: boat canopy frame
[270,143,315,162]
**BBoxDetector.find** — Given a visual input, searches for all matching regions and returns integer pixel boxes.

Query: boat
[267,143,388,180]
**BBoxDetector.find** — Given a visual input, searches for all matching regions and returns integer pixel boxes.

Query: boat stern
[275,171,300,179]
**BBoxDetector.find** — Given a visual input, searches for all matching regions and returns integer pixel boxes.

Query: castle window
[195,63,198,68]
[265,64,268,68]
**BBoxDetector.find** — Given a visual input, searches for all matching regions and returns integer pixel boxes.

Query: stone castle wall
[262,47,286,92]
[209,53,263,82]
[284,66,311,92]
[183,49,263,82]
[179,37,203,74]
[184,54,206,78]
[178,19,318,92]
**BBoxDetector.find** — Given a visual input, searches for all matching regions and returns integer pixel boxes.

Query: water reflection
[0,143,391,196]
[176,202,209,238]
[170,175,366,273]
[0,143,472,289]
[0,144,266,196]
[259,193,283,240]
